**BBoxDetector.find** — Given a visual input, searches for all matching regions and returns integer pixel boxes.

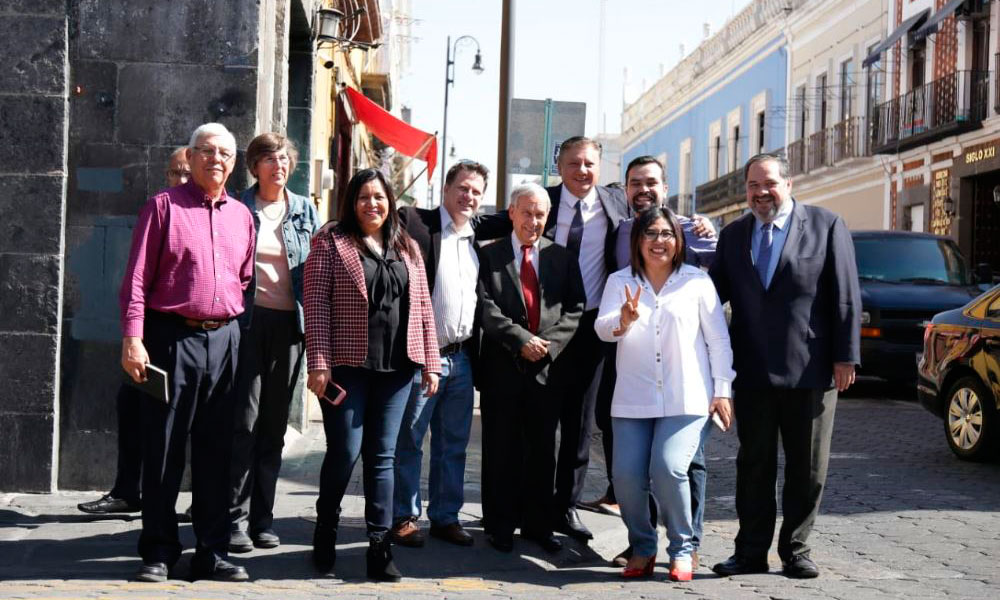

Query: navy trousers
[137,312,240,569]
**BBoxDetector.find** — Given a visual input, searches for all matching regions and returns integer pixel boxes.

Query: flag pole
[393,133,436,177]
[397,164,429,200]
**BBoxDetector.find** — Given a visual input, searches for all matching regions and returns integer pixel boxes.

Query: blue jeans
[613,415,709,560]
[316,366,415,535]
[393,349,474,526]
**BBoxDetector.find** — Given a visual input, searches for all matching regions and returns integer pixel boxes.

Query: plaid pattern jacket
[304,227,441,374]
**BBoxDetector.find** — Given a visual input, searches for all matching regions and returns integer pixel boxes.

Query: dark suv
[852,231,985,383]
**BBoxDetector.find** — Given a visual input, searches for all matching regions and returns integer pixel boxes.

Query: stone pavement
[2,380,1000,599]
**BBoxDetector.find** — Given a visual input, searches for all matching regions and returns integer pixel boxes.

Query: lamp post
[440,35,484,200]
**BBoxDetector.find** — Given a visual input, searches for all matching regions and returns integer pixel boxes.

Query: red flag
[344,87,437,181]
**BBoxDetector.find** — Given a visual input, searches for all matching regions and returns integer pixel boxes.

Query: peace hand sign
[612,284,642,336]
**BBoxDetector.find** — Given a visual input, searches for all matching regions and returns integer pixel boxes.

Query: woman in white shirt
[595,206,735,582]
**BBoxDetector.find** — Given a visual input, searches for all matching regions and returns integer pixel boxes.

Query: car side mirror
[975,262,993,284]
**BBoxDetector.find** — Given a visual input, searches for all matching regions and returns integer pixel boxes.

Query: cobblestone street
[2,381,999,599]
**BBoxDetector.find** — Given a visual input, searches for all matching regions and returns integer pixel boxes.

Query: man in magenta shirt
[119,123,255,583]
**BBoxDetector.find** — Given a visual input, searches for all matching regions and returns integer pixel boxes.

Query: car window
[853,237,972,285]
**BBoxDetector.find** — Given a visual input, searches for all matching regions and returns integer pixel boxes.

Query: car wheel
[943,376,998,461]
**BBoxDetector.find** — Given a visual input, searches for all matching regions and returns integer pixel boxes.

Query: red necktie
[520,244,540,334]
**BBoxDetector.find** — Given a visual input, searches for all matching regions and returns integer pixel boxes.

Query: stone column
[0,0,70,492]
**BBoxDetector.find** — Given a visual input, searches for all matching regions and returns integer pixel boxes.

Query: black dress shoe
[521,530,562,554]
[228,531,253,553]
[190,559,249,582]
[782,554,819,579]
[712,554,769,576]
[78,494,140,514]
[554,508,593,542]
[252,529,280,549]
[487,532,514,553]
[135,562,168,582]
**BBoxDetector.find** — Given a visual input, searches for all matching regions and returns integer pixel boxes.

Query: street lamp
[440,35,484,198]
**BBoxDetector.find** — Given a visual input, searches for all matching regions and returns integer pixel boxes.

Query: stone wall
[0,0,69,492]
[58,0,265,490]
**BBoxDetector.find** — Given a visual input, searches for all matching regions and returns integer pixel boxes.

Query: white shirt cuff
[713,379,732,399]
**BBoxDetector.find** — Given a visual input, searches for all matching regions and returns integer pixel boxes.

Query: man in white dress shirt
[392,161,499,548]
[543,137,629,542]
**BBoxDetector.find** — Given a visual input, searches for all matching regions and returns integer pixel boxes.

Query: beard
[630,192,658,213]
[751,196,780,222]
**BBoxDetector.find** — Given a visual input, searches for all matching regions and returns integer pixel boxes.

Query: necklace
[256,195,286,221]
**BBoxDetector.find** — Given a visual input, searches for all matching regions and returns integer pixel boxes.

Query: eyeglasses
[642,228,676,242]
[193,145,236,162]
[261,155,291,166]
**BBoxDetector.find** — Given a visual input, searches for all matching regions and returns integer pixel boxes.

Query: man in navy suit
[544,136,629,542]
[709,153,861,579]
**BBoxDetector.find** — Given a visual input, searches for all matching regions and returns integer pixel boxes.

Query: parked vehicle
[851,231,986,383]
[917,285,1000,461]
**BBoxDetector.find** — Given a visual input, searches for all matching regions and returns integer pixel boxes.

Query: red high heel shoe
[622,554,656,578]
[668,558,693,582]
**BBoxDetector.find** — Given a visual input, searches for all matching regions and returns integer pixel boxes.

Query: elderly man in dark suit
[544,136,628,542]
[477,182,586,554]
[709,153,861,579]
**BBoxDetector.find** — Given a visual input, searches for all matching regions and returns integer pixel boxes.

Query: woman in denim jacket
[228,133,320,553]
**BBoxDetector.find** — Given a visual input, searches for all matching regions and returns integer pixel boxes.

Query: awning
[344,86,437,181]
[912,0,968,42]
[863,8,931,68]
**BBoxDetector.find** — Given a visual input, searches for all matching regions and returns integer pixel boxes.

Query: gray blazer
[476,237,586,388]
[709,201,861,389]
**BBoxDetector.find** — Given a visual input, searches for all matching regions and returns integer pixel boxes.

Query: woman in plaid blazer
[304,169,441,582]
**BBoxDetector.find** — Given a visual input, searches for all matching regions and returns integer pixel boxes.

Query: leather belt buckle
[439,342,462,357]
[200,320,222,330]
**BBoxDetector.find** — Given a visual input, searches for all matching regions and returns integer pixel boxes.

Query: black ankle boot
[312,521,338,573]
[366,533,402,582]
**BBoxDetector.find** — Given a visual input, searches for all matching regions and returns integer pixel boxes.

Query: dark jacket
[544,184,629,282]
[239,185,321,333]
[709,200,861,389]
[476,236,586,388]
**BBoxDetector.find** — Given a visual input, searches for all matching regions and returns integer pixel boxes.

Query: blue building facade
[621,36,788,218]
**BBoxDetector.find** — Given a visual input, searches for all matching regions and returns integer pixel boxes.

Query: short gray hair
[509,182,550,210]
[188,122,237,151]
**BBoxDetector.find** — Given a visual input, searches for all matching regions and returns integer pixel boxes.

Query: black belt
[439,341,467,357]
[182,317,233,330]
[149,310,234,331]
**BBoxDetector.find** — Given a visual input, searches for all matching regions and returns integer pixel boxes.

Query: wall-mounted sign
[962,139,1000,166]
[930,168,952,236]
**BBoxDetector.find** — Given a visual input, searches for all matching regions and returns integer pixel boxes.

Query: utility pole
[495,0,514,209]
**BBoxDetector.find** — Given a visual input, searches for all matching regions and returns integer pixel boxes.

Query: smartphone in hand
[711,411,729,433]
[323,381,347,406]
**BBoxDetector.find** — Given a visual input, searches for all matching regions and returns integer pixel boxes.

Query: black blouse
[360,243,412,372]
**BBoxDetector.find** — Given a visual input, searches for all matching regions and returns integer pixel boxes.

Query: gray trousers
[229,306,304,534]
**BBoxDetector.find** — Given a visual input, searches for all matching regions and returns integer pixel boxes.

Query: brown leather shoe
[389,517,425,548]
[429,522,474,546]
[577,494,621,516]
